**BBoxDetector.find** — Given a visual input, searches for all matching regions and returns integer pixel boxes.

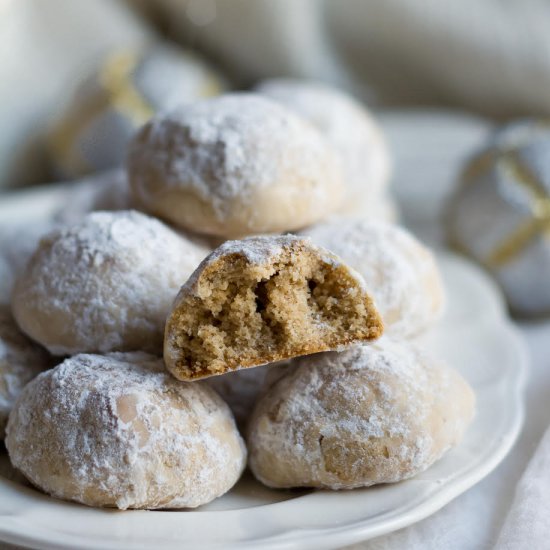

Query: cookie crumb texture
[164,236,383,380]
[301,219,445,338]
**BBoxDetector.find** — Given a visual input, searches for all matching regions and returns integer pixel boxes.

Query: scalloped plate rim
[0,185,528,550]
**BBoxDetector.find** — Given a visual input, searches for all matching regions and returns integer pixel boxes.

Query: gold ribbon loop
[485,149,550,267]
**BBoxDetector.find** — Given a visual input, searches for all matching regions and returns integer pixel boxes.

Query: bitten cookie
[0,307,52,438]
[248,339,475,489]
[12,211,207,355]
[6,353,246,509]
[128,93,344,238]
[300,219,445,338]
[255,78,391,217]
[164,235,383,380]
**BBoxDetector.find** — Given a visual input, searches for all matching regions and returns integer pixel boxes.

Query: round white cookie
[248,339,475,489]
[255,78,391,216]
[12,211,208,355]
[0,307,52,439]
[49,44,226,178]
[128,93,344,238]
[300,219,445,338]
[448,118,550,316]
[6,352,246,509]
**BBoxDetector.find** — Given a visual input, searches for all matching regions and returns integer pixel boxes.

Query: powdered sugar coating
[0,307,52,438]
[248,339,475,489]
[179,234,369,300]
[255,79,391,213]
[128,93,344,237]
[5,352,246,509]
[300,220,445,337]
[12,211,208,355]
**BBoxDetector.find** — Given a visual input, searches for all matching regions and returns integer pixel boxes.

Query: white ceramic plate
[0,186,527,550]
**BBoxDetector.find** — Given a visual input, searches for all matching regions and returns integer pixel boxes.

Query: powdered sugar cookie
[164,235,383,380]
[12,211,208,355]
[300,219,444,338]
[128,93,344,238]
[248,339,474,489]
[255,79,391,216]
[6,352,246,509]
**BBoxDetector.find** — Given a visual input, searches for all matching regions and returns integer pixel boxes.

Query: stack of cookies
[1,84,475,510]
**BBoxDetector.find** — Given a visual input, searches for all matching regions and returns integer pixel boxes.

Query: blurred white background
[2,0,550,188]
